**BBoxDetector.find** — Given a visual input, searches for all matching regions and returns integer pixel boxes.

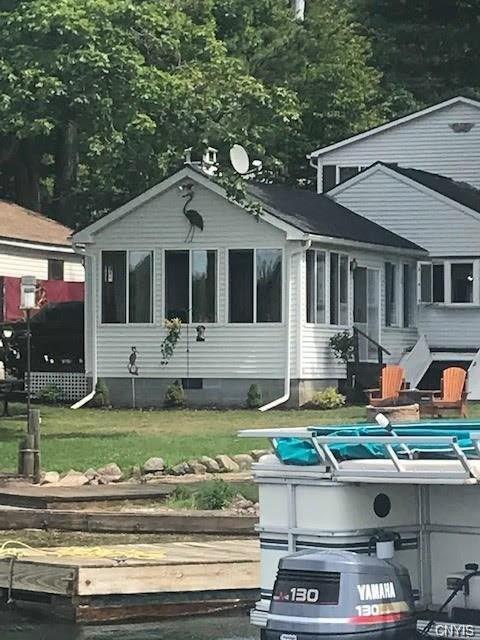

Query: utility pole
[292,0,305,21]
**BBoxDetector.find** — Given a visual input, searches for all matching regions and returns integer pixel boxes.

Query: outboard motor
[262,549,415,640]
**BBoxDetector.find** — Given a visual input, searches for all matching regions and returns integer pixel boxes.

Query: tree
[349,1,480,109]
[214,0,385,181]
[0,0,299,226]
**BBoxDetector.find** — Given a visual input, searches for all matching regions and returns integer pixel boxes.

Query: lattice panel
[29,372,89,402]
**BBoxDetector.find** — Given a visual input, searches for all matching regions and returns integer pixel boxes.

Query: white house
[310,96,480,396]
[0,200,84,323]
[73,165,425,408]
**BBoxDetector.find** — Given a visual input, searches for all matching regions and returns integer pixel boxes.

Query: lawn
[0,404,367,474]
[2,403,479,474]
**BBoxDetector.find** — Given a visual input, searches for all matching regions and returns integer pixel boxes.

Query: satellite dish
[229,144,250,175]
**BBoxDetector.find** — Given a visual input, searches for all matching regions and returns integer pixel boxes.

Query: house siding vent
[449,122,475,133]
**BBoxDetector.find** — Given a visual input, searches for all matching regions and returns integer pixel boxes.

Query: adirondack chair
[420,367,468,418]
[366,365,406,406]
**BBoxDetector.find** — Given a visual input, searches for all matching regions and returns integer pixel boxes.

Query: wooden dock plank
[77,560,259,596]
[0,558,76,595]
[0,507,257,535]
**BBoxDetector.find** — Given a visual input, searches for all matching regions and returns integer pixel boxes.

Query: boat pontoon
[240,419,480,639]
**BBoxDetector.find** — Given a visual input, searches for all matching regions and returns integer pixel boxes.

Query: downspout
[259,239,311,411]
[71,252,97,409]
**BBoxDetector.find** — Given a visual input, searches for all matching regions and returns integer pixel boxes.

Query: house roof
[0,200,73,247]
[246,182,425,251]
[309,96,480,159]
[386,165,480,215]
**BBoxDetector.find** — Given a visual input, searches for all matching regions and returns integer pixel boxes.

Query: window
[306,250,326,323]
[385,262,397,326]
[129,251,153,323]
[419,261,476,304]
[102,250,154,324]
[403,264,414,327]
[257,249,282,322]
[229,249,282,323]
[451,262,474,303]
[165,250,216,323]
[48,259,64,281]
[307,250,348,325]
[322,165,336,192]
[339,166,360,183]
[102,251,126,323]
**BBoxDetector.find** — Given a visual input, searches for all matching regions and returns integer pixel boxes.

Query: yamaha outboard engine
[262,549,415,640]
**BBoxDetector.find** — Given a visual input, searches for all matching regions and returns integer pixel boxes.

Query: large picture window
[165,250,217,323]
[306,250,348,325]
[420,260,477,305]
[102,250,153,324]
[229,249,282,323]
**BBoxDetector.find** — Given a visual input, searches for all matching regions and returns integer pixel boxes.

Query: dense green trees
[1,0,477,228]
[350,1,480,110]
[0,0,382,226]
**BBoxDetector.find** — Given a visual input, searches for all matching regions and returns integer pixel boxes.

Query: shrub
[92,379,110,408]
[329,330,355,363]
[164,380,185,408]
[195,479,235,510]
[246,383,262,408]
[38,383,63,404]
[311,387,346,410]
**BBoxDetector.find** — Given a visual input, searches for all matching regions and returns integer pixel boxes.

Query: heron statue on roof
[181,183,204,242]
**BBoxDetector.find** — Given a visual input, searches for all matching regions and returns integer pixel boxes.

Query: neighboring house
[0,200,84,323]
[72,166,425,408]
[311,96,480,397]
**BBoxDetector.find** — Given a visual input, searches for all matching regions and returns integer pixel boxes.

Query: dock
[0,538,260,623]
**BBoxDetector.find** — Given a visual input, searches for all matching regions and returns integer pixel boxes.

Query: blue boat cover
[274,420,480,465]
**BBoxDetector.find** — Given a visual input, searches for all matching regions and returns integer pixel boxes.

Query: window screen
[256,249,282,322]
[48,259,64,281]
[129,251,153,323]
[229,250,253,323]
[165,251,189,322]
[102,251,126,323]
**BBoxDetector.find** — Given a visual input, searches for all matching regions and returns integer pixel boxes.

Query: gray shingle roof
[246,182,425,251]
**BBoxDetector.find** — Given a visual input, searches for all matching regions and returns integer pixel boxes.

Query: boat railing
[238,428,480,484]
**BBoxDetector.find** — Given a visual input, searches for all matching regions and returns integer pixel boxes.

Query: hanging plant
[160,318,182,365]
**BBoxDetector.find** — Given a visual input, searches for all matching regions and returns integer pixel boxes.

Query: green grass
[0,403,367,473]
[2,403,479,474]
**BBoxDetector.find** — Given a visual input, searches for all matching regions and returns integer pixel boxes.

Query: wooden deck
[0,539,260,623]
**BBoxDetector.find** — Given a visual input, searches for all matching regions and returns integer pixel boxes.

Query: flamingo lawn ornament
[181,184,204,242]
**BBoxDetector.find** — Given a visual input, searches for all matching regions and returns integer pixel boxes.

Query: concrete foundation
[98,377,341,409]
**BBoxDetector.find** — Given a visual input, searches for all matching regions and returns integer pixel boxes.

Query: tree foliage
[0,0,383,226]
[349,0,480,109]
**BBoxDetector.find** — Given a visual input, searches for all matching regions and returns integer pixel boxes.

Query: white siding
[90,182,290,380]
[299,247,418,378]
[332,169,480,256]
[318,102,480,190]
[418,307,480,349]
[0,244,84,281]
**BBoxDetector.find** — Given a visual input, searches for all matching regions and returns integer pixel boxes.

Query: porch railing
[353,325,391,366]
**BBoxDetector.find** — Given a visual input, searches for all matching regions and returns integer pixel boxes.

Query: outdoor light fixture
[350,258,358,272]
[196,325,206,342]
[2,328,13,339]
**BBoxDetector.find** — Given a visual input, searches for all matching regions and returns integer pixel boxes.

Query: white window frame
[336,165,364,185]
[418,259,480,306]
[100,249,155,326]
[306,248,349,327]
[164,248,219,325]
[227,248,284,325]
